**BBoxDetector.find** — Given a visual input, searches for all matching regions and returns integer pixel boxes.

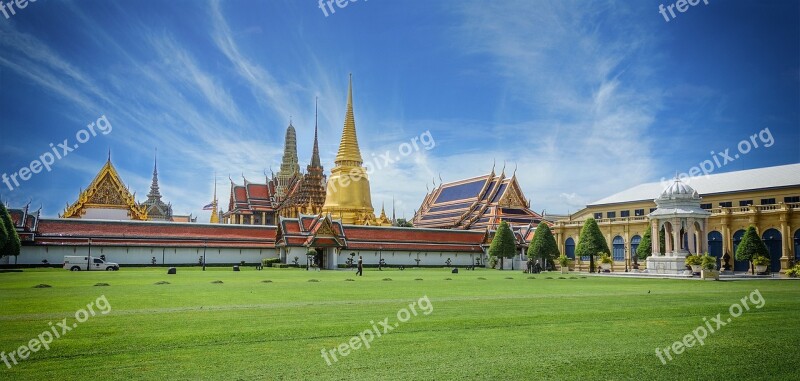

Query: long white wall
[16,245,278,265]
[336,250,484,267]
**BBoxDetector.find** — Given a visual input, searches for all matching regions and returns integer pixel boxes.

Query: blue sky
[1,0,798,220]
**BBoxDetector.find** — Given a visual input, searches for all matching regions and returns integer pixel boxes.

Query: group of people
[526,258,543,274]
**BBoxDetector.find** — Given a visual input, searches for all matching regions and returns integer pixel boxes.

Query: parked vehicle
[63,256,120,271]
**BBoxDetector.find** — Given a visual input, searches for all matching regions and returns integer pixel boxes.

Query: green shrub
[685,255,703,266]
[262,258,281,267]
[599,253,613,264]
[785,263,800,278]
[558,254,572,268]
[752,256,770,266]
[700,253,716,270]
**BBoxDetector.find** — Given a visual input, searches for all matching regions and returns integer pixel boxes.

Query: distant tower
[275,120,301,201]
[142,149,173,221]
[322,75,377,225]
[210,176,219,224]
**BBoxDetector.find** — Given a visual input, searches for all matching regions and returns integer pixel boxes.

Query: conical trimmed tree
[488,221,516,270]
[735,225,769,275]
[574,217,609,273]
[527,223,559,268]
[636,228,652,260]
[0,204,20,257]
[0,206,7,257]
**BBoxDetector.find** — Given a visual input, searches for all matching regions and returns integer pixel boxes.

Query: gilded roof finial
[334,73,363,165]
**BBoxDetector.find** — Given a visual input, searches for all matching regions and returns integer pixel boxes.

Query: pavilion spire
[210,174,219,224]
[147,148,162,200]
[334,73,363,165]
[311,97,322,168]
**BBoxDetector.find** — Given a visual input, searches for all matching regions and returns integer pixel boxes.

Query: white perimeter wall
[16,245,488,267]
[336,250,484,267]
[17,246,278,265]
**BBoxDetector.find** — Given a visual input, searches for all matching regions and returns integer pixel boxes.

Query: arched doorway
[795,229,800,262]
[565,237,575,259]
[631,235,641,258]
[708,231,722,269]
[762,229,782,272]
[612,236,624,261]
[733,229,748,272]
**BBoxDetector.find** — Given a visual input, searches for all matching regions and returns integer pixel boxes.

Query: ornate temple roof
[141,151,174,221]
[412,168,543,230]
[7,204,40,242]
[277,214,485,252]
[62,158,148,220]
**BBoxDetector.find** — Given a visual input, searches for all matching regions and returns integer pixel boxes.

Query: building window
[739,200,752,206]
[649,208,657,213]
[719,202,732,208]
[634,209,645,216]
[620,210,630,217]
[761,198,776,205]
[700,203,712,210]
[594,213,602,220]
[784,196,800,203]
[607,211,616,219]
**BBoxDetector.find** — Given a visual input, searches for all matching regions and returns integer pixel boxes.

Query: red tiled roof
[10,210,23,226]
[247,183,269,199]
[344,226,483,244]
[233,186,247,202]
[33,219,276,248]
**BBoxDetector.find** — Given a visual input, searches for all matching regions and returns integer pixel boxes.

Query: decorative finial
[107,148,111,162]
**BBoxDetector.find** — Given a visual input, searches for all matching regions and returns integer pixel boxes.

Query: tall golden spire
[322,74,388,225]
[335,73,363,165]
[210,174,219,224]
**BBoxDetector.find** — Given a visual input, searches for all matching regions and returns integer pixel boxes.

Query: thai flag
[202,203,214,210]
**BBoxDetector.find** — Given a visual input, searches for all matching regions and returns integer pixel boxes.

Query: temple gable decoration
[62,159,148,220]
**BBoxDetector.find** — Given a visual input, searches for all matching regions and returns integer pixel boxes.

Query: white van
[63,256,120,271]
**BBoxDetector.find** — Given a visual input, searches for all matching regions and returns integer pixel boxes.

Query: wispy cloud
[443,0,662,213]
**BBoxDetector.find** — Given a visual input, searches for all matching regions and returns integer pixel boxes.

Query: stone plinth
[646,255,689,275]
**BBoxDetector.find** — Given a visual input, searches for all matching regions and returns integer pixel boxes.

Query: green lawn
[0,267,798,380]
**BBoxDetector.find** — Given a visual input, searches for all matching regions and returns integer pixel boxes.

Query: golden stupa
[322,75,381,225]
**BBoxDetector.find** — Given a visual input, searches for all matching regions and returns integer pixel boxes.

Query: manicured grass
[1,267,798,380]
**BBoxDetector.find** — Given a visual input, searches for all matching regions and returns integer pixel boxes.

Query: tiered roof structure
[413,167,543,230]
[223,117,327,225]
[141,151,174,221]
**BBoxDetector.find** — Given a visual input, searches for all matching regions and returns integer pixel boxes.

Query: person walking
[356,256,363,276]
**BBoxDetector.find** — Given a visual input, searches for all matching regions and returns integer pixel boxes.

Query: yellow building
[322,75,386,226]
[552,163,800,273]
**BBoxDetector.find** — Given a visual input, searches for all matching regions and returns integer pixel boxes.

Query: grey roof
[589,163,800,206]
